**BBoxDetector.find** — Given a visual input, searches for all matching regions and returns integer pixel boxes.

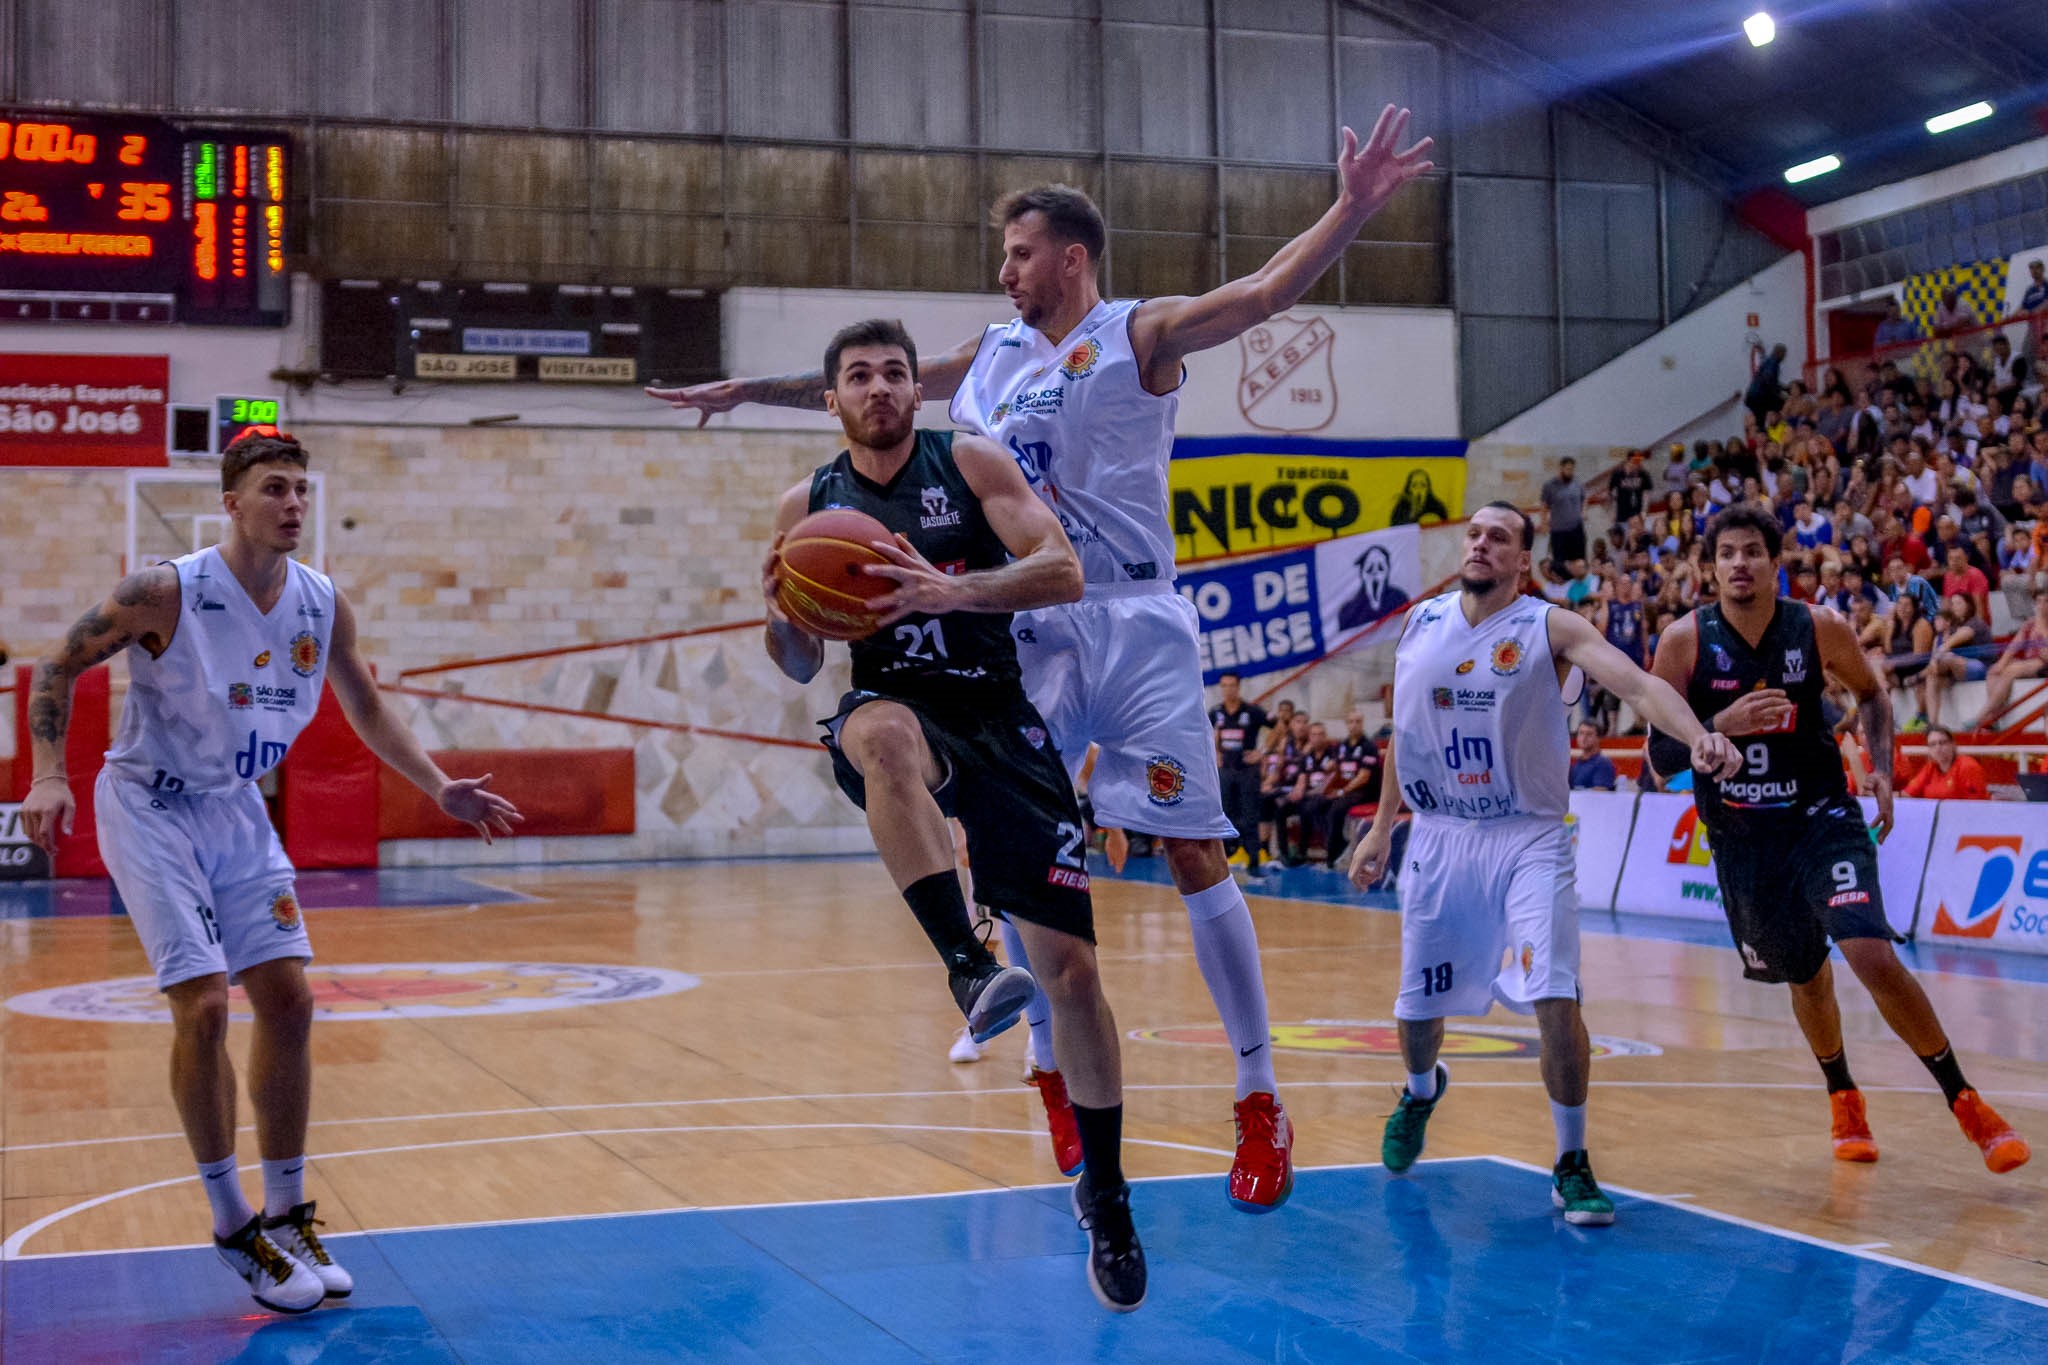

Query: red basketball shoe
[1829,1089,1879,1163]
[1028,1067,1085,1176]
[1229,1092,1294,1212]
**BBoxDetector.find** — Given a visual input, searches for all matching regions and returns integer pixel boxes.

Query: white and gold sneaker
[263,1200,354,1298]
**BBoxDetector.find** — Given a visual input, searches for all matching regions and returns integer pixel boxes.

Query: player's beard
[1459,573,1499,595]
[847,403,915,450]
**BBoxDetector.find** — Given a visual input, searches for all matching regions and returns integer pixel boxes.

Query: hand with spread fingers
[438,773,523,844]
[1336,105,1437,221]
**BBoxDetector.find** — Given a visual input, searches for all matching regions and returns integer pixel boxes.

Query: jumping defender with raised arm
[656,105,1434,1212]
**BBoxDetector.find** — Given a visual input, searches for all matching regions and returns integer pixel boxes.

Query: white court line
[1479,1153,2048,1312]
[5,1156,1496,1265]
[0,1123,1233,1261]
[9,1078,2038,1158]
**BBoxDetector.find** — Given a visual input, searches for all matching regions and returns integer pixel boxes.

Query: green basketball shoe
[1550,1149,1615,1226]
[1381,1064,1448,1174]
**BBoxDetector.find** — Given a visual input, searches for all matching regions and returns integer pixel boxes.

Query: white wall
[0,278,1460,439]
[1807,134,2048,236]
[1481,252,1803,448]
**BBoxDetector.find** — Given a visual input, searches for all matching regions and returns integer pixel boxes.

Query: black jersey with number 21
[808,429,1021,702]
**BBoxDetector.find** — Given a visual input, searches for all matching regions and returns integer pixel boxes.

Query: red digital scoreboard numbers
[0,112,288,326]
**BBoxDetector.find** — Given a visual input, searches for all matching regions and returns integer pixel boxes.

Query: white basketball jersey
[950,297,1179,589]
[1391,591,1570,821]
[104,546,336,795]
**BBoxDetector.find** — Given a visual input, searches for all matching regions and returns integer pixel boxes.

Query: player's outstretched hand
[439,773,524,845]
[1690,732,1743,781]
[20,780,74,856]
[1713,687,1794,736]
[1337,105,1436,222]
[865,534,961,625]
[1348,822,1393,892]
[645,379,742,428]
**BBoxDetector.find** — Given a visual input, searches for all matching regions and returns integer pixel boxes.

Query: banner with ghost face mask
[1179,523,1422,685]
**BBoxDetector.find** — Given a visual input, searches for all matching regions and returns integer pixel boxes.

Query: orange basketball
[776,508,897,641]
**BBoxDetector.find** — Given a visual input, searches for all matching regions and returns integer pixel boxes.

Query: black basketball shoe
[1071,1172,1147,1312]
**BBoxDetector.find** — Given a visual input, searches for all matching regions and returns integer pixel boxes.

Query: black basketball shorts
[823,689,1094,942]
[1710,803,1897,985]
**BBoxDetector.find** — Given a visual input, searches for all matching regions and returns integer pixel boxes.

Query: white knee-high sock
[1551,1101,1588,1159]
[1183,876,1278,1099]
[999,916,1058,1072]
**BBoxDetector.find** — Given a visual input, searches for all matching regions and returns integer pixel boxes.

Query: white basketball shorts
[95,771,312,990]
[1013,585,1236,841]
[1394,813,1579,1021]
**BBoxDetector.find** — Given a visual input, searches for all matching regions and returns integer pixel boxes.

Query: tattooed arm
[20,566,180,853]
[1815,608,1895,843]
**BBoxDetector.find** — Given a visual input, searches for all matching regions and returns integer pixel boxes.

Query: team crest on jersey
[1783,648,1807,683]
[1432,687,1454,709]
[270,891,302,932]
[1145,755,1188,806]
[228,683,253,709]
[1021,725,1047,750]
[1520,942,1535,977]
[1490,640,1523,675]
[920,486,962,530]
[1454,658,1476,675]
[288,630,321,678]
[1710,643,1734,672]
[253,650,271,668]
[988,401,1012,425]
[1058,338,1102,380]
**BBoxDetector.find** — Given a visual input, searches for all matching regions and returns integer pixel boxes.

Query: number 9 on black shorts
[1712,804,1896,985]
[822,689,1095,942]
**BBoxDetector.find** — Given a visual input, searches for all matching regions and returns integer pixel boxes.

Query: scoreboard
[0,112,288,326]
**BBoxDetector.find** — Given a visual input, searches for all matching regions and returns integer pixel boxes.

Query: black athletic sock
[903,872,995,975]
[1917,1045,1970,1108]
[1815,1049,1857,1094]
[1072,1101,1125,1192]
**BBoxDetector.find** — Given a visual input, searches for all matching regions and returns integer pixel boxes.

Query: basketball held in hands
[776,508,897,640]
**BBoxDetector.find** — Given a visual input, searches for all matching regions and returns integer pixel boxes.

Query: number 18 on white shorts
[1395,814,1579,1021]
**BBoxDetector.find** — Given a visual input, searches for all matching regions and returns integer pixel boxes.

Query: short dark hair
[221,426,307,493]
[823,319,918,387]
[1704,503,1782,560]
[1218,672,1241,685]
[992,184,1106,263]
[1480,499,1535,549]
[1925,724,1955,742]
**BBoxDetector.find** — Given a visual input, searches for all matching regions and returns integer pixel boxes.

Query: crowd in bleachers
[1542,326,2048,758]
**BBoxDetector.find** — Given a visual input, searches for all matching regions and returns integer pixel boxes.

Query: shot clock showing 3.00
[0,112,288,325]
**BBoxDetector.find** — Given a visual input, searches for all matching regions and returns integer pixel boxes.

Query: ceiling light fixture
[1925,101,1994,135]
[1743,12,1775,46]
[1783,154,1841,184]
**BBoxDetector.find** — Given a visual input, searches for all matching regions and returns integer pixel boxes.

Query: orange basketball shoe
[1228,1092,1294,1212]
[1952,1090,2031,1174]
[1829,1089,1879,1163]
[1028,1066,1085,1176]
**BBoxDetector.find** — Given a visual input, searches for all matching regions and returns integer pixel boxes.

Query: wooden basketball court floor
[2,855,2045,1362]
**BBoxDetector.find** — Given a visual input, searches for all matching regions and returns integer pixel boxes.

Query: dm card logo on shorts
[288,630,321,678]
[228,682,254,709]
[1454,658,1476,675]
[1145,754,1188,806]
[1929,834,2046,940]
[1782,647,1807,683]
[1020,725,1048,750]
[920,485,962,530]
[1489,639,1523,676]
[4,961,702,1024]
[269,890,302,932]
[1130,1020,1660,1059]
[1432,686,1454,710]
[253,650,271,668]
[1058,337,1102,380]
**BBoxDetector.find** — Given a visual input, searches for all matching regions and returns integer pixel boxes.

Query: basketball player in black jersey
[762,319,1145,1310]
[1648,506,2028,1174]
[1208,674,1269,873]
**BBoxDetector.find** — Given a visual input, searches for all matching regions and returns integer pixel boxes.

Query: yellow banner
[1168,442,1466,559]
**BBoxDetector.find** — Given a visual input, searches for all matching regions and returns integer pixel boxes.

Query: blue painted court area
[5,1159,2042,1364]
[0,867,529,921]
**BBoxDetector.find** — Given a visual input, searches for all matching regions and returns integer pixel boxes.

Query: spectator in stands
[1979,585,2048,727]
[1569,722,1618,791]
[1310,713,1379,869]
[1902,726,1990,799]
[1276,721,1337,866]
[1844,533,1882,584]
[1259,710,1311,868]
[1663,444,1692,497]
[1874,592,1935,714]
[1791,498,1831,550]
[2016,259,2048,317]
[1919,593,1991,730]
[1884,555,1941,619]
[1939,543,1992,623]
[1933,287,1976,338]
[1609,448,1653,526]
[1745,342,1788,422]
[1989,336,2030,410]
[1955,487,2006,548]
[1540,457,1587,571]
[1831,497,1874,545]
[1874,299,1922,347]
[1902,446,1939,506]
